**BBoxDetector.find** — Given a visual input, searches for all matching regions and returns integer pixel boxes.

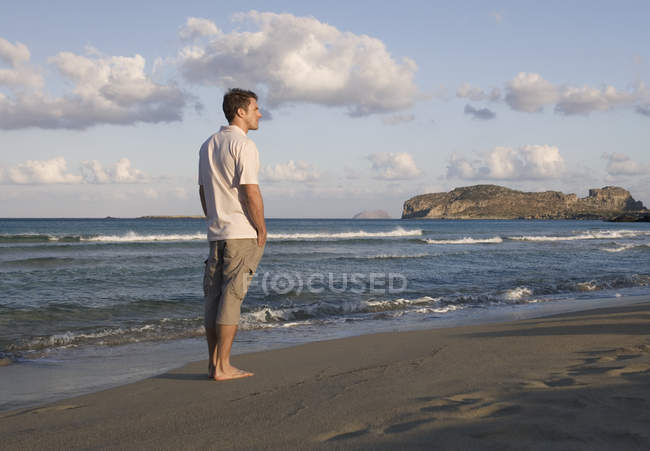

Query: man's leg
[214,324,253,380]
[203,241,224,379]
[206,327,218,378]
[213,238,263,381]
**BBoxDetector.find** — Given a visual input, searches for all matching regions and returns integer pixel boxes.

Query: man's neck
[229,121,248,134]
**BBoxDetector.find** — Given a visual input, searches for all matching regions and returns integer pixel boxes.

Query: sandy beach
[2,299,650,450]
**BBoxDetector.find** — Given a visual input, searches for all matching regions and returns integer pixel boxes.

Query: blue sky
[1,1,649,217]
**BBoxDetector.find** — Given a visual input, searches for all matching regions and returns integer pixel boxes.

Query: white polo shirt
[198,125,260,241]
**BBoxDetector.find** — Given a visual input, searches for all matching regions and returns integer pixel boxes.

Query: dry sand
[2,300,650,450]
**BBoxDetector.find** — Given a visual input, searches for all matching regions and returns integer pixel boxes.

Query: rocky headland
[402,185,647,220]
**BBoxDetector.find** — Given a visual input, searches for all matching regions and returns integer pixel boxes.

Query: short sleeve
[236,140,260,185]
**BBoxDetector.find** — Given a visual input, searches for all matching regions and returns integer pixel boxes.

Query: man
[198,88,266,381]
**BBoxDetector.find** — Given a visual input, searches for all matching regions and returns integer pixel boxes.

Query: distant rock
[138,215,205,219]
[402,185,647,220]
[353,210,392,219]
[607,213,650,222]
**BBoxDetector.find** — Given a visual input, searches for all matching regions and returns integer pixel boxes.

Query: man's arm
[240,184,267,247]
[199,185,208,217]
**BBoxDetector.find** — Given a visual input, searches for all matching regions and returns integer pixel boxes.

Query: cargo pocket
[203,257,219,297]
[231,242,263,300]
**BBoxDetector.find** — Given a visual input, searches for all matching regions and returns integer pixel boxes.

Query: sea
[1,217,649,411]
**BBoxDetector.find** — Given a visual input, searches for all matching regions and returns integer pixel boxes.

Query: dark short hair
[222,88,258,123]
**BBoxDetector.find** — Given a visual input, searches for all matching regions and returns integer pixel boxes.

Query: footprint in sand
[383,418,435,434]
[520,376,578,389]
[324,428,370,442]
[416,392,523,420]
[607,364,650,377]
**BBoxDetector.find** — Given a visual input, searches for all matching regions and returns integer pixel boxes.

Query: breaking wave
[601,243,650,253]
[509,230,650,242]
[268,227,423,240]
[423,236,503,244]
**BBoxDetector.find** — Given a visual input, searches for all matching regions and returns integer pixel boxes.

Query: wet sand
[2,299,650,450]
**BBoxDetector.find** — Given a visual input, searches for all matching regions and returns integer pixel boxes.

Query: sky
[1,0,649,218]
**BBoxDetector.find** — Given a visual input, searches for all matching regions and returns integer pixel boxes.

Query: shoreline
[2,293,648,413]
[3,297,650,449]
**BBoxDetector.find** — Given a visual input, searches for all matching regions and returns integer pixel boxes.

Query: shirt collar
[220,124,246,136]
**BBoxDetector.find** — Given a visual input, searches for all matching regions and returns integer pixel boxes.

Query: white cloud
[447,145,565,180]
[261,160,321,182]
[1,157,148,184]
[0,37,30,66]
[368,152,422,179]
[457,83,501,102]
[555,85,634,115]
[80,158,148,183]
[177,11,419,116]
[382,113,415,125]
[500,72,640,115]
[505,72,558,112]
[2,157,83,184]
[602,153,650,176]
[464,104,496,120]
[179,17,220,41]
[0,37,43,90]
[0,38,188,130]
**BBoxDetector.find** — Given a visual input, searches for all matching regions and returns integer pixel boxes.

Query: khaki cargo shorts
[203,238,264,327]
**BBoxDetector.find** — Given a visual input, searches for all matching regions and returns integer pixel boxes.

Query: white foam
[576,281,599,291]
[365,296,439,310]
[268,227,422,240]
[601,243,646,253]
[423,236,503,244]
[239,296,441,326]
[413,305,462,314]
[502,287,533,301]
[358,253,431,259]
[83,231,205,242]
[510,230,649,242]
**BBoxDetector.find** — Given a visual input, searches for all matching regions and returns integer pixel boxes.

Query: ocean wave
[5,318,204,354]
[342,253,432,260]
[83,231,205,242]
[0,231,206,244]
[423,236,503,244]
[601,243,649,253]
[1,228,424,244]
[267,227,422,240]
[240,295,442,325]
[0,234,80,243]
[5,272,650,356]
[501,286,533,301]
[508,230,650,242]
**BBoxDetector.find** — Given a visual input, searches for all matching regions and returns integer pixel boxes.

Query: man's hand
[240,184,267,247]
[256,228,267,248]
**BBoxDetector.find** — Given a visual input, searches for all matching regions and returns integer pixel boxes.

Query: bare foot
[208,362,216,379]
[213,365,254,381]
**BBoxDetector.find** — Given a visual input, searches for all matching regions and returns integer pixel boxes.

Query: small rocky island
[353,210,392,219]
[402,185,647,220]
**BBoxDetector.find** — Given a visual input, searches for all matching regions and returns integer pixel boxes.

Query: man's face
[242,98,262,130]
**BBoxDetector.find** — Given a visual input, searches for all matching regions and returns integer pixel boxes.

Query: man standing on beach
[198,88,266,381]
